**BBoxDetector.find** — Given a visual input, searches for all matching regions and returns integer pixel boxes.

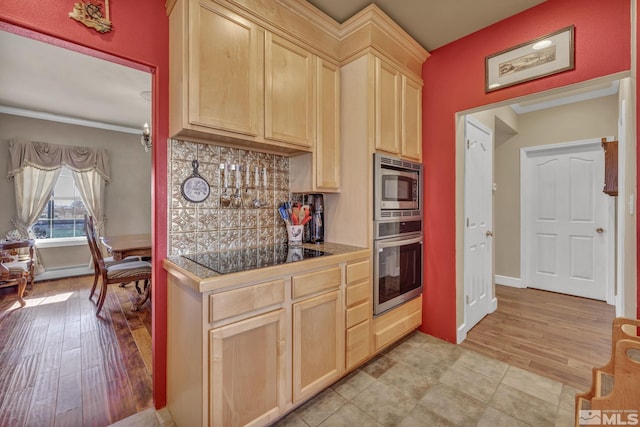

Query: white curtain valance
[7,138,111,182]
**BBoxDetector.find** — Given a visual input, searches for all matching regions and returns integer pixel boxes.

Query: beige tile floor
[112,331,578,427]
[274,331,577,427]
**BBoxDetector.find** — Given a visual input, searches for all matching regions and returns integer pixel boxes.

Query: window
[33,167,88,239]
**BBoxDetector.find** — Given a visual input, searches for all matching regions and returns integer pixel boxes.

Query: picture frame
[485,25,575,92]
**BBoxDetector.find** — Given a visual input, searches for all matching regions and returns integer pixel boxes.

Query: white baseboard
[495,274,524,288]
[457,323,467,344]
[36,266,93,282]
[490,297,498,313]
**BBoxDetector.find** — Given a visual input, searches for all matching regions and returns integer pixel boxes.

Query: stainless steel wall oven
[373,219,423,316]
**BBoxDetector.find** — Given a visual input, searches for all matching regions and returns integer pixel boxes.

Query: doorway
[456,76,630,344]
[0,27,154,424]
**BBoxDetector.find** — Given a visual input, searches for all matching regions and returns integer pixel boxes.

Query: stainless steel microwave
[374,153,422,220]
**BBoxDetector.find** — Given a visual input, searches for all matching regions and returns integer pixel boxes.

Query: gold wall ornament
[69,0,112,33]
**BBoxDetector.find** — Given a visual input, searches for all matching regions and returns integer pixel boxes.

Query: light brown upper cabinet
[315,59,341,191]
[170,1,264,139]
[169,0,322,153]
[289,58,341,193]
[265,33,316,148]
[374,55,423,161]
[375,56,402,155]
[402,75,423,161]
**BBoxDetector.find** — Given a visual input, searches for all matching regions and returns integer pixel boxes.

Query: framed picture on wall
[485,25,575,92]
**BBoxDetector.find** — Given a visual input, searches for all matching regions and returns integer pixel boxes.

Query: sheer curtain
[71,169,106,235]
[11,166,61,238]
[10,166,61,274]
[7,139,111,274]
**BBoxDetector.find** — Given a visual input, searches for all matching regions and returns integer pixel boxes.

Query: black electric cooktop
[182,244,329,274]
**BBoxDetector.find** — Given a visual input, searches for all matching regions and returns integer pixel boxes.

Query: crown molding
[339,4,429,63]
[0,105,141,134]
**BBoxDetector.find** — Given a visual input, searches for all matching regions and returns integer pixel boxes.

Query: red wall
[421,0,632,342]
[0,1,170,407]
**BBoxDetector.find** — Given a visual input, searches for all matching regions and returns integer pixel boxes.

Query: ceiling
[307,0,547,51]
[0,30,151,133]
[0,1,615,133]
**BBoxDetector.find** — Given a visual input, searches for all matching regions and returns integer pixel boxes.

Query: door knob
[596,227,604,233]
[486,230,493,237]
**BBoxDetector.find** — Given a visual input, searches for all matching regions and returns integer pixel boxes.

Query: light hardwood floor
[0,275,152,426]
[0,278,617,426]
[461,284,616,391]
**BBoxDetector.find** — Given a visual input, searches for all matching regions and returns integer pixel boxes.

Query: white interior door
[524,142,608,300]
[464,116,493,332]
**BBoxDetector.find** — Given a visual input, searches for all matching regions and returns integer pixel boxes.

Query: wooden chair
[84,216,141,300]
[575,317,640,426]
[85,219,151,315]
[0,252,29,307]
[0,239,35,289]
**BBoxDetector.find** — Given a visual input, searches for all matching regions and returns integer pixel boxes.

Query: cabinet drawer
[292,266,341,299]
[346,301,369,328]
[209,279,285,323]
[345,281,369,307]
[373,300,421,351]
[346,259,369,285]
[346,320,370,370]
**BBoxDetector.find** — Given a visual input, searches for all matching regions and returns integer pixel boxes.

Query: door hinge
[466,139,470,149]
[466,218,469,227]
[466,295,470,305]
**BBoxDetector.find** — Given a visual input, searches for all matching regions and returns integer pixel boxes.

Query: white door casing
[464,116,494,333]
[615,101,626,316]
[522,140,609,301]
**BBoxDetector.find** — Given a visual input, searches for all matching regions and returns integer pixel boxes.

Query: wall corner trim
[456,323,467,344]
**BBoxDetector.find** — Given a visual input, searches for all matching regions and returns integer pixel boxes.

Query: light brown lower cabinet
[292,289,344,403]
[373,295,422,351]
[209,309,287,427]
[165,251,422,427]
[344,259,372,370]
[346,319,370,369]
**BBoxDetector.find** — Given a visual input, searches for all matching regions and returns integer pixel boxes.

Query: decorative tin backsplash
[168,139,289,256]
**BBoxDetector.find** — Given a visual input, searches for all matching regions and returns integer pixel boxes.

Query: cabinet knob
[596,227,604,233]
[485,230,493,237]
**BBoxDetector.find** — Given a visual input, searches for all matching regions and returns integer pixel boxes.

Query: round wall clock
[181,160,210,203]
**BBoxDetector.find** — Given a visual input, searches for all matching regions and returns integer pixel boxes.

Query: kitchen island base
[164,243,422,427]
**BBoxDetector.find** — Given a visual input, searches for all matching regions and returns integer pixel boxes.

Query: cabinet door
[346,319,370,370]
[374,56,401,155]
[292,290,344,402]
[190,1,263,136]
[265,33,316,148]
[210,309,287,427]
[402,75,423,161]
[315,59,341,191]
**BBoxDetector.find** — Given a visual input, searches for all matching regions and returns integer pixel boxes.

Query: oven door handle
[374,234,423,250]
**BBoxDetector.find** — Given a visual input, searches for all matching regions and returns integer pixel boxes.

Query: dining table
[100,233,151,261]
[100,233,152,311]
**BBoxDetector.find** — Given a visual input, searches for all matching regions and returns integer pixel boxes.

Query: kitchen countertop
[163,242,370,293]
